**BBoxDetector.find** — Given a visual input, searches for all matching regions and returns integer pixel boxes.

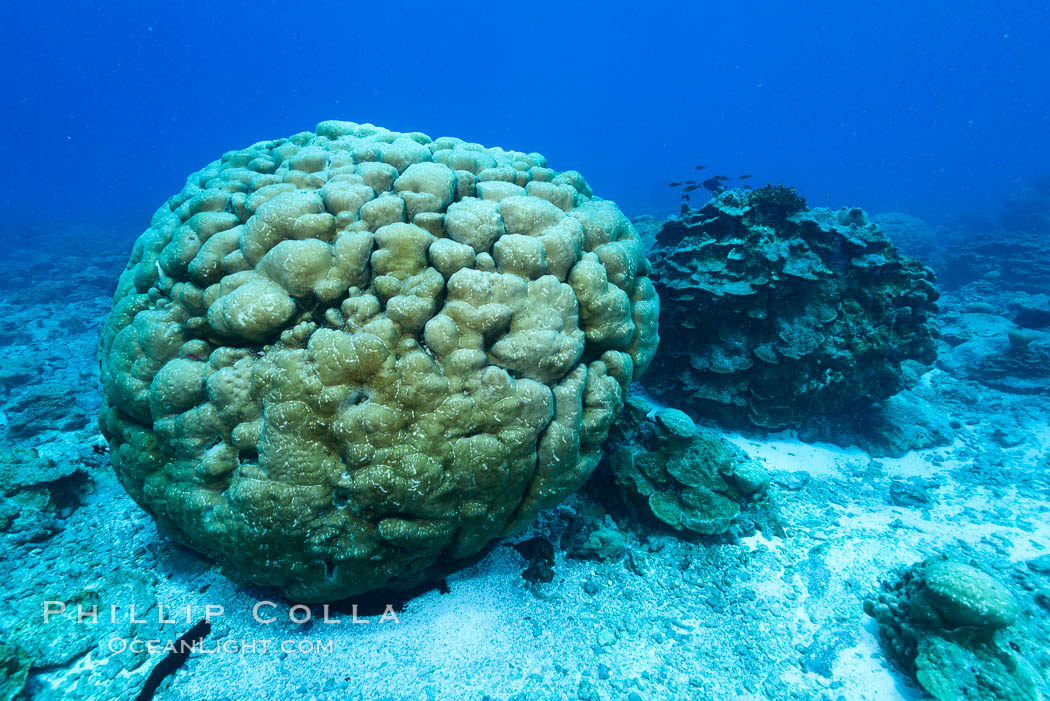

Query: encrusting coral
[646,186,939,429]
[98,121,659,601]
[865,557,1040,700]
[607,395,770,536]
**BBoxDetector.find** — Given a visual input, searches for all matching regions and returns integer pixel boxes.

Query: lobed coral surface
[98,121,659,601]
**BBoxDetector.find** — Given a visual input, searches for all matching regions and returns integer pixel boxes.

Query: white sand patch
[877,444,959,478]
[728,432,864,478]
[830,617,923,701]
[739,530,785,554]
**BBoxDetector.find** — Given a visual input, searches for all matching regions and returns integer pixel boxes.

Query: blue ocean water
[2,0,1048,232]
[3,3,1050,700]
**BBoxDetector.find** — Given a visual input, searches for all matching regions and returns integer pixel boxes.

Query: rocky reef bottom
[1,224,1048,700]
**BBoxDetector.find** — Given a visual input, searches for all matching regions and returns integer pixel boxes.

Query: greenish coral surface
[865,557,1041,700]
[0,641,29,701]
[647,188,939,429]
[0,447,89,543]
[98,121,660,601]
[608,396,769,535]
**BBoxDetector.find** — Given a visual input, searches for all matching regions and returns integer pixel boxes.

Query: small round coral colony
[98,121,660,602]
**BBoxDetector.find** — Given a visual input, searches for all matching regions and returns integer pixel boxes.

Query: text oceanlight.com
[107,637,336,655]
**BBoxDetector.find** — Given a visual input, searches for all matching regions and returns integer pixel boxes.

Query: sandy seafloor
[1,224,1048,701]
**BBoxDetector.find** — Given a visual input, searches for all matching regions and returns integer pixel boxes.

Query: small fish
[695,165,706,170]
[714,175,730,182]
[742,184,754,189]
[668,182,682,187]
[739,174,753,180]
[681,193,690,201]
[683,184,701,192]
[702,178,725,193]
[685,179,696,185]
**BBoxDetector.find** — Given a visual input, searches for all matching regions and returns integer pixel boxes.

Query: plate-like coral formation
[865,557,1040,700]
[608,396,769,535]
[97,121,659,601]
[646,186,939,429]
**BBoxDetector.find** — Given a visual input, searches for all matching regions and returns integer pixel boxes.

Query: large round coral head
[98,121,659,602]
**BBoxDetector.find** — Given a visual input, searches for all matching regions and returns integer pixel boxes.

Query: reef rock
[871,211,942,265]
[9,569,162,700]
[937,229,1050,294]
[798,388,953,458]
[1008,292,1050,330]
[0,447,90,544]
[646,186,939,429]
[937,310,1050,395]
[0,640,30,701]
[865,557,1040,700]
[98,121,660,602]
[607,396,769,536]
[1001,175,1050,235]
